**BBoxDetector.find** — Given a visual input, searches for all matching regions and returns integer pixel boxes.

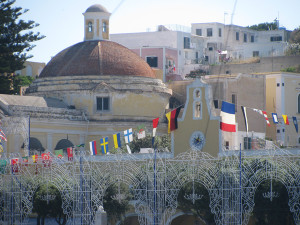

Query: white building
[111,25,206,80]
[192,23,290,64]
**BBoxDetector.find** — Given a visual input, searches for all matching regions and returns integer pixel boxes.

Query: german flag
[166,106,182,133]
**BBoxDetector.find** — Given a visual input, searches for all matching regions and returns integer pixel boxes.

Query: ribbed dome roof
[39,41,155,78]
[85,4,109,13]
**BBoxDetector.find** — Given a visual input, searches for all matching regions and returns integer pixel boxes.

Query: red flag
[11,158,19,173]
[41,152,51,167]
[41,152,50,160]
[152,117,159,137]
[67,147,73,161]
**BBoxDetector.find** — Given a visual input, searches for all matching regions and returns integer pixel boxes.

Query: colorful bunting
[137,124,146,139]
[100,137,109,154]
[11,158,19,173]
[89,141,97,155]
[67,147,73,161]
[166,106,182,133]
[0,159,7,174]
[22,156,29,163]
[220,101,236,132]
[0,129,7,142]
[32,154,38,163]
[272,113,279,124]
[282,115,290,125]
[113,133,122,149]
[152,117,159,137]
[55,149,64,158]
[241,106,248,133]
[293,117,298,133]
[124,128,133,144]
[262,111,271,127]
[254,109,270,127]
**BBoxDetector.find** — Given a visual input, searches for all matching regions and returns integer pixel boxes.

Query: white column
[47,133,53,152]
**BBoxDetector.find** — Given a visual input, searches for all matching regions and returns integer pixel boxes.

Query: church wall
[173,82,220,157]
[112,92,167,118]
[266,77,277,142]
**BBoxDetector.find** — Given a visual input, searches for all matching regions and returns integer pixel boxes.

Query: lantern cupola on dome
[83,4,111,41]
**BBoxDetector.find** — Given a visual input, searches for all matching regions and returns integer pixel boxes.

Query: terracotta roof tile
[40,40,155,78]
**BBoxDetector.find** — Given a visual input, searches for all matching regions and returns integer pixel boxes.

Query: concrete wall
[210,55,300,75]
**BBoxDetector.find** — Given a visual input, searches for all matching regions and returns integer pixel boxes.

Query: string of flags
[0,119,8,153]
[87,117,161,156]
[0,107,184,168]
[220,101,299,133]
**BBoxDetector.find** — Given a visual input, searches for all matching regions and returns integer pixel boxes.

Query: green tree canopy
[103,183,133,224]
[33,184,67,225]
[248,21,278,31]
[289,27,300,44]
[177,181,215,225]
[0,0,44,73]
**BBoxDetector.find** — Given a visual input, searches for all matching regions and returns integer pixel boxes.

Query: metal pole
[28,115,30,156]
[153,148,157,225]
[240,144,242,224]
[80,155,83,225]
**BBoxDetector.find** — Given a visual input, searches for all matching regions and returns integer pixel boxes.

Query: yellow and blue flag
[101,137,109,154]
[113,133,121,149]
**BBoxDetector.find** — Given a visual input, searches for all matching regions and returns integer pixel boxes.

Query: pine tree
[0,0,44,74]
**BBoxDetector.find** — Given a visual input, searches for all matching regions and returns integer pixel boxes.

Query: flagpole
[239,143,242,225]
[153,146,157,225]
[28,115,30,156]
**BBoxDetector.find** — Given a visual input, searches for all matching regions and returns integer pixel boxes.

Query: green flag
[55,149,64,158]
[0,159,7,174]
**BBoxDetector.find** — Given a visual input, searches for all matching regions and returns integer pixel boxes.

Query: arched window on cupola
[88,22,93,32]
[103,21,107,33]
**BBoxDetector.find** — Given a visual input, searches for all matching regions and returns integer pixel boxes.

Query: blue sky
[14,0,300,63]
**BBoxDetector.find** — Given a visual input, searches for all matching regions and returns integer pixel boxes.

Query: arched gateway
[1,149,300,225]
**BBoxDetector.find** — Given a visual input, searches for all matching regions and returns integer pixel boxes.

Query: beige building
[15,61,45,77]
[0,4,172,156]
[172,79,220,157]
[169,74,267,151]
[265,72,300,147]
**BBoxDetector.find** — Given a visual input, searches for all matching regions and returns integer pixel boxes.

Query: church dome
[85,4,109,13]
[39,40,155,78]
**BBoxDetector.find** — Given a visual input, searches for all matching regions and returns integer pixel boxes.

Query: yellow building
[265,72,300,147]
[15,61,45,77]
[0,4,172,156]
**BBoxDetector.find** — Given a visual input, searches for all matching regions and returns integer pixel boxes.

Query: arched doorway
[249,179,295,225]
[102,182,133,225]
[174,181,215,225]
[21,137,45,155]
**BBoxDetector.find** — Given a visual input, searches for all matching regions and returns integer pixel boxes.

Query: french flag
[89,140,97,155]
[220,101,236,132]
